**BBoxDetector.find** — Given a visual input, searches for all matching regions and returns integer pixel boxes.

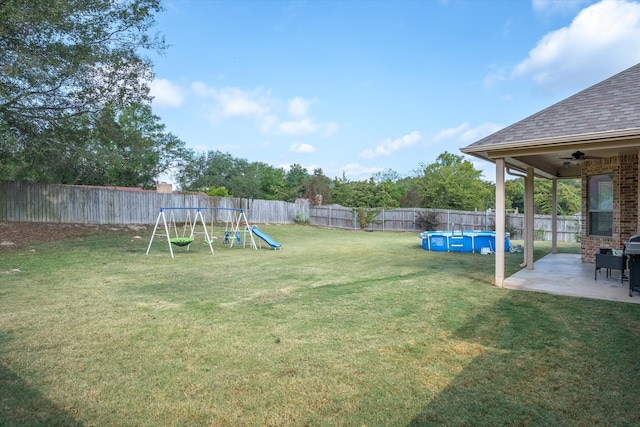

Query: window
[588,174,613,236]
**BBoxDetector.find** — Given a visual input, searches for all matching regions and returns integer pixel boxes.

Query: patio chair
[595,248,626,283]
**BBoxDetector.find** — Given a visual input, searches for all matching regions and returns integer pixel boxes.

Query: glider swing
[146,207,214,259]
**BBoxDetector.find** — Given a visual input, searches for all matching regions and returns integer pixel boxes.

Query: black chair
[595,248,626,283]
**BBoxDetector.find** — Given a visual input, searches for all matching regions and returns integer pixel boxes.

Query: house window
[588,174,613,237]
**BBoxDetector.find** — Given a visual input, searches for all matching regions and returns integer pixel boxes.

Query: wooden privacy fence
[0,181,581,242]
[308,205,581,242]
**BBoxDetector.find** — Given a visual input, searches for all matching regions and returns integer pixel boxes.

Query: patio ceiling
[463,129,640,179]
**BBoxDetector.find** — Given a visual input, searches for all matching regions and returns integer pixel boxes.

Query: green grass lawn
[1,225,639,426]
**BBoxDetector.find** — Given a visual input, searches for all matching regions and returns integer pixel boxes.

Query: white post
[495,158,506,287]
[552,178,558,254]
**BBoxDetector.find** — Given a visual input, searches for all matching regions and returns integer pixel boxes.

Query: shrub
[416,210,440,231]
[355,207,382,230]
[294,211,310,224]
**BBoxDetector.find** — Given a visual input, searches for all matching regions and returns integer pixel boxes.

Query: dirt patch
[0,221,148,250]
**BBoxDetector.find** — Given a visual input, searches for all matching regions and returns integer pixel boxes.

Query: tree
[0,0,165,129]
[418,152,493,210]
[505,179,524,212]
[94,103,188,188]
[504,177,581,215]
[331,173,352,206]
[284,164,310,201]
[304,168,332,205]
[255,163,288,201]
[0,0,166,182]
[0,103,186,187]
[399,181,422,207]
[371,168,402,184]
[177,151,261,198]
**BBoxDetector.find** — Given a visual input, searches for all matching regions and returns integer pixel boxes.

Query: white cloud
[288,96,316,117]
[514,0,640,93]
[340,163,385,180]
[189,83,337,137]
[323,122,339,137]
[483,66,508,89]
[432,122,503,146]
[532,0,593,15]
[434,122,470,141]
[217,88,270,117]
[459,123,504,142]
[359,131,421,160]
[191,82,271,117]
[278,118,320,135]
[290,142,316,153]
[150,78,185,108]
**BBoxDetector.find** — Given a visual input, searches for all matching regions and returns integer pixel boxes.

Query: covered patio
[462,63,640,290]
[505,253,640,304]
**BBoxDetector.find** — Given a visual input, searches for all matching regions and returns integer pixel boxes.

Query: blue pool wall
[420,230,511,253]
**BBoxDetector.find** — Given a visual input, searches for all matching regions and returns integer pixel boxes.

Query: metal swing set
[146,207,257,259]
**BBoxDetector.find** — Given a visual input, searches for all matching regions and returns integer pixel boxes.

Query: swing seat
[170,237,194,247]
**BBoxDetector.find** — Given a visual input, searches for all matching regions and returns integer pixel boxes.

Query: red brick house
[461,63,640,287]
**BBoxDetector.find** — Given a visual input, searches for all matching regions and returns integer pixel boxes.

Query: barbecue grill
[623,233,640,296]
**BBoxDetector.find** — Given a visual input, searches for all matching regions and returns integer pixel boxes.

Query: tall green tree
[505,179,525,212]
[255,163,288,201]
[1,103,187,187]
[504,177,581,215]
[0,0,166,181]
[0,0,164,128]
[93,103,187,188]
[418,152,493,210]
[398,177,422,207]
[305,168,332,205]
[178,150,262,198]
[331,173,352,206]
[285,164,310,201]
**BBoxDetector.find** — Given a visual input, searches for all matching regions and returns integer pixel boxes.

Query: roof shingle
[466,63,640,148]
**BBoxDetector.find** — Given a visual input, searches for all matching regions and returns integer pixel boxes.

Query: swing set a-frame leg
[190,209,214,255]
[146,210,174,259]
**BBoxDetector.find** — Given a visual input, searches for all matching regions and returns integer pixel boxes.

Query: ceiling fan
[559,151,603,164]
[560,151,602,168]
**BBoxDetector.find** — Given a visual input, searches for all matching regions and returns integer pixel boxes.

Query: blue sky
[148,0,640,183]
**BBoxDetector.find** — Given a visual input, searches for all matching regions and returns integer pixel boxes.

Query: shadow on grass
[408,292,640,426]
[0,333,83,426]
[0,363,84,426]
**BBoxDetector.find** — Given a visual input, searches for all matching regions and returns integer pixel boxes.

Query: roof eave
[462,127,640,156]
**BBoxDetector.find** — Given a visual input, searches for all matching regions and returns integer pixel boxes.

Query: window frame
[588,173,614,237]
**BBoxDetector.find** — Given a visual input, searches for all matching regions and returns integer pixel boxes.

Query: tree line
[0,0,580,215]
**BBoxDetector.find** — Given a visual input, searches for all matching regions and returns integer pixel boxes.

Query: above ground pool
[419,230,510,253]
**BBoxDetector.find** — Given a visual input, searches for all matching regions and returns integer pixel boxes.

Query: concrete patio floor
[504,253,640,304]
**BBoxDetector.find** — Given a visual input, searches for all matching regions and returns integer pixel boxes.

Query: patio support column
[495,158,506,287]
[552,178,558,254]
[525,167,535,270]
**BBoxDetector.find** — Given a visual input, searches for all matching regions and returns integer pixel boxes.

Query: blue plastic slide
[251,226,282,249]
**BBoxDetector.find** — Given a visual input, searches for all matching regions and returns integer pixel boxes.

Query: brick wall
[581,154,638,263]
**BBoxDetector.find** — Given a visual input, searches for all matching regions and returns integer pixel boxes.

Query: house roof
[461,63,640,179]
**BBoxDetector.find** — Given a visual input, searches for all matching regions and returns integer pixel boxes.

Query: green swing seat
[170,237,194,247]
